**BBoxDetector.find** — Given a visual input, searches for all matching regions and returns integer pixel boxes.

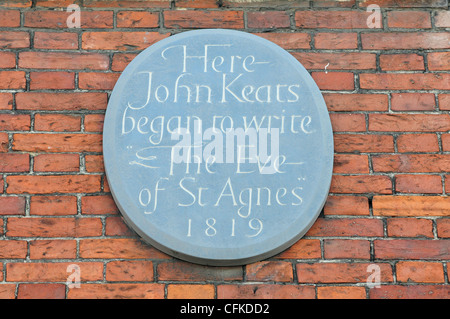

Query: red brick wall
[0,0,449,299]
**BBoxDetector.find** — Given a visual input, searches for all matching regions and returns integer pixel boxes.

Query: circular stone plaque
[103,29,333,266]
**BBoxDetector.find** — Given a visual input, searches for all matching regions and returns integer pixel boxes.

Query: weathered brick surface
[0,0,448,300]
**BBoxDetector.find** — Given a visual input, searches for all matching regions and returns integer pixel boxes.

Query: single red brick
[68,283,165,299]
[34,114,81,132]
[13,133,102,153]
[296,11,380,29]
[0,154,29,172]
[6,262,103,282]
[111,53,137,71]
[106,260,154,282]
[0,0,32,8]
[34,32,78,50]
[164,10,244,29]
[330,113,366,132]
[275,239,321,259]
[369,285,449,299]
[117,11,159,28]
[362,32,450,50]
[78,72,120,90]
[0,133,8,152]
[318,286,366,299]
[439,94,450,110]
[442,136,450,153]
[387,11,431,28]
[223,0,309,7]
[361,73,450,90]
[0,240,27,258]
[435,10,450,27]
[85,155,104,173]
[246,261,293,282]
[333,154,370,174]
[84,114,105,132]
[0,10,20,27]
[315,33,358,49]
[79,238,167,259]
[428,52,450,71]
[397,261,444,283]
[81,195,118,215]
[0,197,26,215]
[83,0,171,8]
[324,239,370,259]
[217,284,315,299]
[157,261,243,281]
[17,283,66,299]
[29,72,75,90]
[373,195,450,216]
[175,0,219,8]
[0,114,30,131]
[105,216,134,236]
[34,154,80,172]
[0,93,13,110]
[293,52,376,70]
[397,134,439,153]
[369,114,450,132]
[0,52,16,68]
[82,31,170,50]
[0,71,26,89]
[324,94,388,112]
[24,10,113,28]
[30,195,77,216]
[6,175,101,194]
[373,154,450,173]
[296,262,393,283]
[380,54,425,71]
[19,52,109,70]
[35,0,80,7]
[436,219,450,238]
[0,284,16,299]
[391,93,435,111]
[306,218,384,237]
[16,92,107,111]
[387,218,434,238]
[311,72,354,90]
[395,175,442,194]
[312,0,355,7]
[6,217,102,237]
[0,31,30,48]
[374,239,450,260]
[247,11,290,29]
[334,134,394,153]
[29,240,77,259]
[324,196,370,216]
[359,0,447,8]
[167,284,214,299]
[330,175,392,194]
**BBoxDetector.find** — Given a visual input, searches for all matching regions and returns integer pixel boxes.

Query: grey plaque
[103,29,333,266]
